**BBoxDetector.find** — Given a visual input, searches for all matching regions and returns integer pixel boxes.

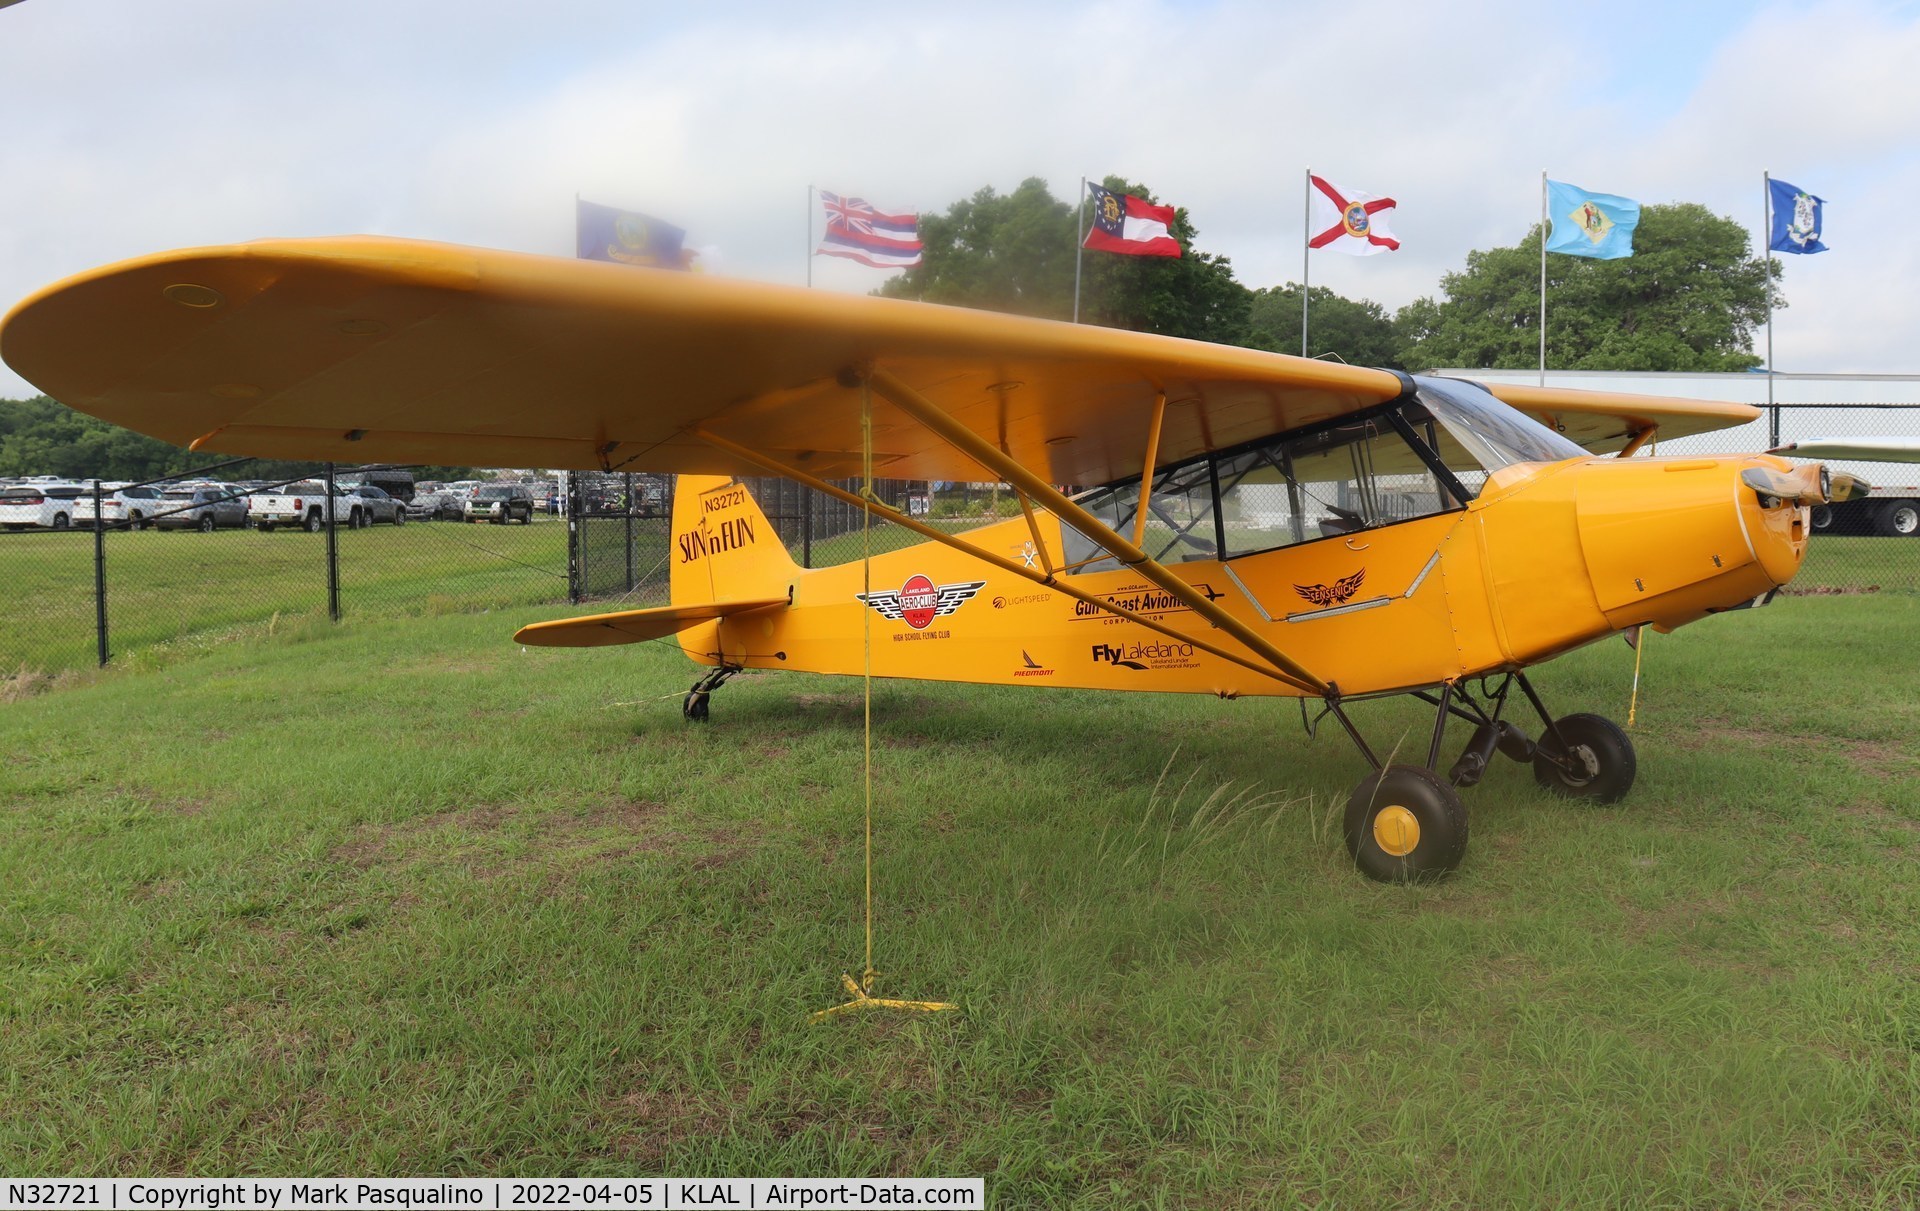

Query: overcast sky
[4,0,1918,400]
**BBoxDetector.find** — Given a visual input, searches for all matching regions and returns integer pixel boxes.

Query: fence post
[566,471,582,604]
[624,471,636,594]
[325,461,341,622]
[92,479,109,667]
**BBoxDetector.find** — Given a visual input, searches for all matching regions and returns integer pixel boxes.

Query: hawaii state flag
[1308,176,1399,255]
[1083,183,1182,257]
[816,191,924,269]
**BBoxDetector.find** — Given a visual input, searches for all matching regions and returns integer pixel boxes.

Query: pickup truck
[248,481,363,532]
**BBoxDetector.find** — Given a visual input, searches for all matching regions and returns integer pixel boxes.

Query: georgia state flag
[1083,183,1182,257]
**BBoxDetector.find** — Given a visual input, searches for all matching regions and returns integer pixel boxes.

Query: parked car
[349,484,406,526]
[154,486,250,531]
[0,483,86,529]
[405,490,463,521]
[248,481,357,532]
[464,484,535,524]
[74,483,168,530]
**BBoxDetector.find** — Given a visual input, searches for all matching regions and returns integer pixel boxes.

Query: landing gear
[683,664,741,722]
[1344,765,1468,884]
[1532,713,1637,802]
[1326,672,1636,883]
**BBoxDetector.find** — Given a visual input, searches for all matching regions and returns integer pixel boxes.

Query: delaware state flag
[1545,180,1639,260]
[1083,184,1182,257]
[1308,176,1400,255]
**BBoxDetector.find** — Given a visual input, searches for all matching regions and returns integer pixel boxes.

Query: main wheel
[1533,713,1636,802]
[1810,504,1834,531]
[683,689,711,722]
[1344,765,1469,883]
[1877,500,1919,538]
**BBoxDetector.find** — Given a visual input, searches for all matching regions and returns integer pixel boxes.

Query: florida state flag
[1308,176,1400,255]
[1083,184,1182,257]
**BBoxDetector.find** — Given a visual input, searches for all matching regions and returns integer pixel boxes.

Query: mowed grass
[0,518,570,676]
[1,591,1917,1205]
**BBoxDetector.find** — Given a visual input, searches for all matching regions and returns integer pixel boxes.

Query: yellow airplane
[0,237,1869,881]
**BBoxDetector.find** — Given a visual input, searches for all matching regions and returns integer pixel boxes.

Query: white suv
[0,483,87,529]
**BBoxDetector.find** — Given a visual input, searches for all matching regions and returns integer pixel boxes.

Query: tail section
[670,475,800,605]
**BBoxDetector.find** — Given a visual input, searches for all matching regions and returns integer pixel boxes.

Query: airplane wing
[1769,438,1920,463]
[1476,381,1759,454]
[513,597,789,648]
[3,236,1762,484]
[0,236,1404,486]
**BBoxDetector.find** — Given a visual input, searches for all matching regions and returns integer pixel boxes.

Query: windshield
[1412,377,1588,473]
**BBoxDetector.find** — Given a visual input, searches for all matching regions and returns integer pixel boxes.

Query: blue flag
[1545,180,1640,260]
[576,199,691,269]
[1768,178,1827,254]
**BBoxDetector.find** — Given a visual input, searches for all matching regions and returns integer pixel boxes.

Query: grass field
[2,587,1917,1204]
[1,518,572,677]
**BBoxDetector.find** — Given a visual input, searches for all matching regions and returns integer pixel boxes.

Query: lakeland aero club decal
[856,575,988,631]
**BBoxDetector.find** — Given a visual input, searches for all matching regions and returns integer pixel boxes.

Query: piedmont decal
[1090,640,1200,671]
[1294,569,1367,607]
[856,576,987,630]
[1013,650,1054,677]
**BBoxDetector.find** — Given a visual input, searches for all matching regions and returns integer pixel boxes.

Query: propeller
[1739,462,1871,506]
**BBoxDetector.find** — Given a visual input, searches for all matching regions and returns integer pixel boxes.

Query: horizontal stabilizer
[514,597,788,648]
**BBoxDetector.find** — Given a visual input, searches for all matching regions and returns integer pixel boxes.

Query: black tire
[683,690,711,722]
[1876,500,1919,538]
[1344,765,1469,883]
[260,521,275,532]
[1809,504,1834,531]
[1533,713,1637,803]
[198,515,216,533]
[305,512,325,534]
[393,509,405,526]
[52,513,69,530]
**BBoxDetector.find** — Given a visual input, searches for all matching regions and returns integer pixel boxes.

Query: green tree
[879,176,1251,344]
[1244,284,1404,369]
[1394,202,1779,372]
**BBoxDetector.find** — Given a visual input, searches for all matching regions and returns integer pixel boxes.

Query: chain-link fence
[2,461,574,680]
[1662,402,1920,593]
[10,402,1910,682]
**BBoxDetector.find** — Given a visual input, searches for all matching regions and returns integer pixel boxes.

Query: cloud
[3,0,1918,402]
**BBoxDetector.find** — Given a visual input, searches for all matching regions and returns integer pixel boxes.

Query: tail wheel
[1344,765,1469,883]
[1533,713,1637,803]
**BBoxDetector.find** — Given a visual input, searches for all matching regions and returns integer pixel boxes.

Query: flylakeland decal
[1091,639,1201,671]
[856,575,987,641]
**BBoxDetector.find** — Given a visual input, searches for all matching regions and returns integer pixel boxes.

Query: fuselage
[671,446,1811,699]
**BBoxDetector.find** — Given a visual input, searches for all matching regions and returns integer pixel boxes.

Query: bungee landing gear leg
[683,663,741,723]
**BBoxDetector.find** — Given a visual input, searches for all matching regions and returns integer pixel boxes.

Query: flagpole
[807,184,814,289]
[1301,168,1311,358]
[1073,177,1087,324]
[1538,170,1548,387]
[1764,170,1778,446]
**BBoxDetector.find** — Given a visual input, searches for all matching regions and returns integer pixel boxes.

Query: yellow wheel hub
[1372,805,1421,857]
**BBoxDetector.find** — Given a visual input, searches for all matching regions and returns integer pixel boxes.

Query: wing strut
[690,426,1319,693]
[864,368,1328,694]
